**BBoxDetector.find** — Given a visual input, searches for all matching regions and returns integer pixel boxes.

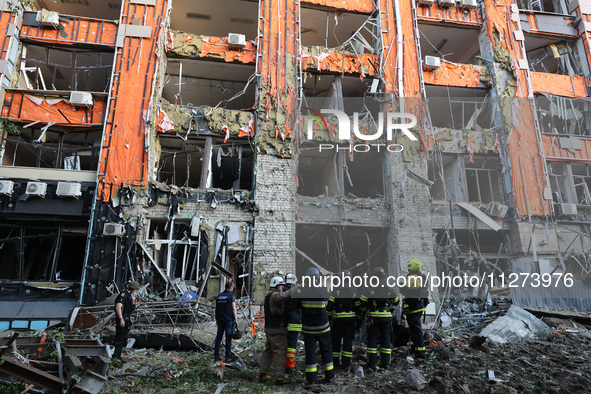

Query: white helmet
[285,273,297,285]
[270,276,286,288]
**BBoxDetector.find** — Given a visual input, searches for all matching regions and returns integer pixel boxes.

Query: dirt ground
[101,320,591,394]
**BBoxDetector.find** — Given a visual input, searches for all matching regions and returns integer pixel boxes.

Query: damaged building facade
[0,0,590,329]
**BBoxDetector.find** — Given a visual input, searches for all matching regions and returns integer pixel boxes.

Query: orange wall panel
[417,4,482,26]
[542,134,591,163]
[97,0,169,200]
[1,90,105,126]
[301,0,374,13]
[301,50,378,76]
[423,62,486,87]
[20,13,117,47]
[530,72,587,98]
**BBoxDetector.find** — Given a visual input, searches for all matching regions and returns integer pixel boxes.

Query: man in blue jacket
[214,279,238,363]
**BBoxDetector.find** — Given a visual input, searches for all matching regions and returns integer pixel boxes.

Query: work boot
[275,376,290,385]
[259,373,271,383]
[303,381,316,389]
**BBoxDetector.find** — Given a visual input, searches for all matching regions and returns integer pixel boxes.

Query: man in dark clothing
[293,267,334,388]
[401,258,429,359]
[283,272,301,372]
[214,280,238,363]
[113,281,140,360]
[259,276,293,385]
[360,267,399,370]
[326,270,360,369]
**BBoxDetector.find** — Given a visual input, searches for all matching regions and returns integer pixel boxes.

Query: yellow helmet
[407,258,424,271]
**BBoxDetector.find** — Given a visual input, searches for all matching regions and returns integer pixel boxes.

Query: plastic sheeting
[20,14,118,47]
[97,0,169,200]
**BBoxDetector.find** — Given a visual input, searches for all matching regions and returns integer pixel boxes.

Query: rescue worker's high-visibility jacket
[401,271,429,314]
[360,283,399,319]
[326,286,361,321]
[284,283,302,333]
[293,285,331,334]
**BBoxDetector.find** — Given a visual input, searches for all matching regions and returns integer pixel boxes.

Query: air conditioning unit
[558,203,578,216]
[36,10,60,29]
[56,182,82,197]
[423,56,441,70]
[418,0,435,6]
[459,0,478,10]
[0,180,14,195]
[227,33,246,49]
[103,223,125,236]
[26,181,47,197]
[488,203,508,218]
[438,0,456,8]
[69,91,94,108]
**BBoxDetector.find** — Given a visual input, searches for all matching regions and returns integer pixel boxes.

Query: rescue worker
[259,276,293,385]
[326,270,360,369]
[360,267,399,370]
[283,272,302,372]
[293,267,335,388]
[113,281,140,361]
[401,258,429,360]
[214,279,238,363]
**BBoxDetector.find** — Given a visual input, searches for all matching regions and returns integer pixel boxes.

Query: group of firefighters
[258,258,430,387]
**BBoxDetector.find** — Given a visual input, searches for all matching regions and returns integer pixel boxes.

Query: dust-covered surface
[96,311,591,393]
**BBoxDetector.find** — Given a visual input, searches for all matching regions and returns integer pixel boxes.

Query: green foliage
[1,119,19,135]
[46,329,66,343]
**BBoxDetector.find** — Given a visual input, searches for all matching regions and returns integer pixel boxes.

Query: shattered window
[571,163,591,206]
[464,156,503,204]
[0,223,86,281]
[1,127,101,170]
[426,86,493,130]
[535,95,591,136]
[157,135,253,190]
[517,0,569,13]
[20,44,113,92]
[297,146,385,199]
[548,162,575,204]
[419,24,481,64]
[428,154,462,202]
[526,39,581,76]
